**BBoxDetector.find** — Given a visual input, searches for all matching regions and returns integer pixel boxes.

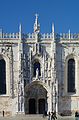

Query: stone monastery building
[0,14,79,116]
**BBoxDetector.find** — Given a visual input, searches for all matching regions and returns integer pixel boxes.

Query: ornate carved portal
[24,82,47,114]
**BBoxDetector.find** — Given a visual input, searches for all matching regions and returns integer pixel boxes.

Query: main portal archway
[25,81,48,114]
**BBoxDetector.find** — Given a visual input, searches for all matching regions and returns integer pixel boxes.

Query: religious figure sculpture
[36,68,39,79]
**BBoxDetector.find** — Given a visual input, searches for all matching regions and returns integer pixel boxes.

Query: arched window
[68,59,75,92]
[33,60,41,77]
[0,59,6,94]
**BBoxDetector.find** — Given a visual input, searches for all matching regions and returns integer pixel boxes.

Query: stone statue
[36,68,39,79]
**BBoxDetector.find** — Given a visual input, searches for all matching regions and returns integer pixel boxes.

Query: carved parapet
[60,33,79,40]
[0,32,19,39]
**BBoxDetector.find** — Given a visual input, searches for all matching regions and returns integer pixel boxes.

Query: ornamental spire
[69,29,71,39]
[19,23,22,39]
[52,22,55,40]
[52,22,54,33]
[34,14,40,33]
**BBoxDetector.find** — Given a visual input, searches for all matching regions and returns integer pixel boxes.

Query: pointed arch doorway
[25,81,48,114]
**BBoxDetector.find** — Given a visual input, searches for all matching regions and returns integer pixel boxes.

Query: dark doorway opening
[29,99,36,114]
[38,99,45,114]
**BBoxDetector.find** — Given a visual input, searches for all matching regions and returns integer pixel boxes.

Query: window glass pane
[0,59,6,94]
[68,59,75,92]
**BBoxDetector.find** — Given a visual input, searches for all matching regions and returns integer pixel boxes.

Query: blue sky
[0,0,79,33]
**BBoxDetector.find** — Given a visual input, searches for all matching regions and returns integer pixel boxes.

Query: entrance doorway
[38,99,45,114]
[25,82,48,114]
[29,99,36,114]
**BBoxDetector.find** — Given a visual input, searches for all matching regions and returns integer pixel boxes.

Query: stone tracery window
[33,60,41,77]
[68,58,75,93]
[0,59,6,94]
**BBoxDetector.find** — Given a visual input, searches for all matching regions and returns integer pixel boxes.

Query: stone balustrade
[26,33,53,39]
[0,31,79,40]
[0,33,19,39]
[41,33,53,39]
[60,33,79,40]
[26,33,35,39]
[25,33,79,40]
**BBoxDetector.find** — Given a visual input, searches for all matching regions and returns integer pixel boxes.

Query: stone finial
[69,29,71,39]
[34,14,40,33]
[19,23,22,39]
[52,22,55,40]
[19,23,22,33]
[52,23,54,33]
[0,28,3,38]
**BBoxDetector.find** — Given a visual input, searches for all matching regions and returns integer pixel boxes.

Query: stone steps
[0,114,75,120]
[15,114,48,120]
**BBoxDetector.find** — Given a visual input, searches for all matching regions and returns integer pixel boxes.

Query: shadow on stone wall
[59,96,72,116]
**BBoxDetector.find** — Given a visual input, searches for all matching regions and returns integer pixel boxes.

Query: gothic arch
[68,58,75,92]
[0,54,10,95]
[25,80,48,93]
[0,59,6,94]
[64,54,78,95]
[24,81,48,114]
[32,53,42,63]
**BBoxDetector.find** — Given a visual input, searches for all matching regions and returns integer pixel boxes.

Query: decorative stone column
[47,90,52,113]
